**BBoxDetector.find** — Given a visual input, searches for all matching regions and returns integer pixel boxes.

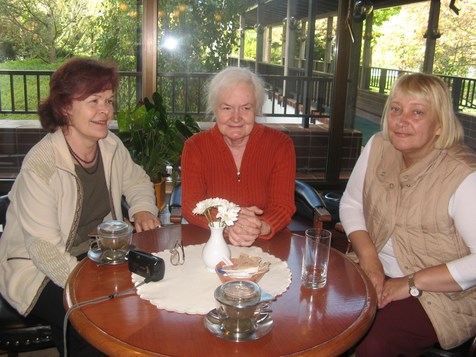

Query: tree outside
[1,0,475,77]
[0,0,102,63]
[156,0,253,73]
[0,0,475,119]
[235,18,333,67]
[371,0,476,77]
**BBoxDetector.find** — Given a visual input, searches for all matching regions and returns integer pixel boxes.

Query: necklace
[65,140,99,164]
[66,140,100,175]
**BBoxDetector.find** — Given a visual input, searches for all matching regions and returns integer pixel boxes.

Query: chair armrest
[169,206,183,224]
[294,180,332,229]
[169,183,183,224]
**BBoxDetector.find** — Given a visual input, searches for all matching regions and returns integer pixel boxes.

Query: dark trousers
[355,297,438,357]
[29,280,106,357]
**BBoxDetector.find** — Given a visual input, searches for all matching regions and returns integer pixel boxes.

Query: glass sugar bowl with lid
[94,220,133,263]
[206,280,274,341]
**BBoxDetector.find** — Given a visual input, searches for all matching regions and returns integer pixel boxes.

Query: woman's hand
[359,255,386,306]
[348,230,386,305]
[226,206,270,246]
[132,211,161,233]
[380,265,463,308]
[380,277,410,308]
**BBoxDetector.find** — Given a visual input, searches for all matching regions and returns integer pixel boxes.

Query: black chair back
[0,195,9,235]
[167,180,332,230]
[0,194,55,355]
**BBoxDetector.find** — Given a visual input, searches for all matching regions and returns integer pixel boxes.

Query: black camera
[128,250,165,282]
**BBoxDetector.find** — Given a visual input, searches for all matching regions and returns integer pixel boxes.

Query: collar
[210,122,264,147]
[51,129,117,173]
[376,140,445,188]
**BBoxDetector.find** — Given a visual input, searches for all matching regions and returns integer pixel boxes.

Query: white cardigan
[0,130,157,315]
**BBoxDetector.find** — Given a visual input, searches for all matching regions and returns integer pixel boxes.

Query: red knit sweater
[181,124,296,239]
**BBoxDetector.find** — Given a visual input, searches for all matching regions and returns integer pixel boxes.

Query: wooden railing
[1,64,475,117]
[0,70,141,116]
[360,66,476,111]
[156,68,333,126]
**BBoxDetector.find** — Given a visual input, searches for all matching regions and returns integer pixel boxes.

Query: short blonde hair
[381,72,464,149]
[206,66,265,118]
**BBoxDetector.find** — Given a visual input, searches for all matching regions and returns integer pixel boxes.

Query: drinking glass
[301,228,332,289]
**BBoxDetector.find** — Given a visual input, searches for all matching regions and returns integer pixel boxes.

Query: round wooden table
[65,225,376,357]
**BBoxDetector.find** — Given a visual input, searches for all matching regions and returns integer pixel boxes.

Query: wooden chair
[0,195,55,356]
[168,183,183,224]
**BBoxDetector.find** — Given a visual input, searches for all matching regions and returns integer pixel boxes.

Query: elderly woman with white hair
[340,72,476,356]
[181,66,296,246]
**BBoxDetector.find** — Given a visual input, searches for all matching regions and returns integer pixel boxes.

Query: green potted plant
[116,91,200,211]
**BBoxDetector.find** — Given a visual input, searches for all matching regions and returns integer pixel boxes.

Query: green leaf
[116,91,200,183]
[175,120,194,139]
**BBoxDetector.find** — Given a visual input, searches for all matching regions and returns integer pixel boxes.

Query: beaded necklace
[66,140,100,175]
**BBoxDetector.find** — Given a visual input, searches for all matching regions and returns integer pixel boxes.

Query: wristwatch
[408,274,422,298]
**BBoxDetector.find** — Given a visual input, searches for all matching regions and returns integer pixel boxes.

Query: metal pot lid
[214,280,261,308]
[97,220,132,238]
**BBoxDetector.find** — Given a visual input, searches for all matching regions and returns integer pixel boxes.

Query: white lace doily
[131,244,292,315]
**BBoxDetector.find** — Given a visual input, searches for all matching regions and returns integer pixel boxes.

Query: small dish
[215,258,269,283]
[204,308,273,342]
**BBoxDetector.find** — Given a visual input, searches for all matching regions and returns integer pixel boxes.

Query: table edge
[64,232,378,357]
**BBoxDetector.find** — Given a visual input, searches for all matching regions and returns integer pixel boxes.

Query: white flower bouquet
[192,198,240,227]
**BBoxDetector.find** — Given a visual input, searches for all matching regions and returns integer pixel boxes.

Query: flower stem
[204,208,213,225]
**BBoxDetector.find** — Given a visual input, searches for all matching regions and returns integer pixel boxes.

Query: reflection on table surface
[65,224,377,357]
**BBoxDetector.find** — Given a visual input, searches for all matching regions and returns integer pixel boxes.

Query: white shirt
[340,136,476,290]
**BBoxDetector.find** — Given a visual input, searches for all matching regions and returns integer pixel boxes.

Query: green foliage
[242,19,330,65]
[0,58,66,115]
[0,42,15,62]
[368,7,402,55]
[372,7,401,27]
[0,58,64,70]
[371,1,476,77]
[314,19,332,62]
[243,30,257,59]
[116,92,200,182]
[92,0,140,71]
[432,1,476,77]
[156,0,253,72]
[0,58,141,119]
[0,0,96,63]
[270,42,282,64]
[0,0,137,68]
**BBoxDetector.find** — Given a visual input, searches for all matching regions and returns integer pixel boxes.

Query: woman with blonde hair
[340,72,476,356]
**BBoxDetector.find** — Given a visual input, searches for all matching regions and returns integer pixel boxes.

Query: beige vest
[363,134,476,349]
